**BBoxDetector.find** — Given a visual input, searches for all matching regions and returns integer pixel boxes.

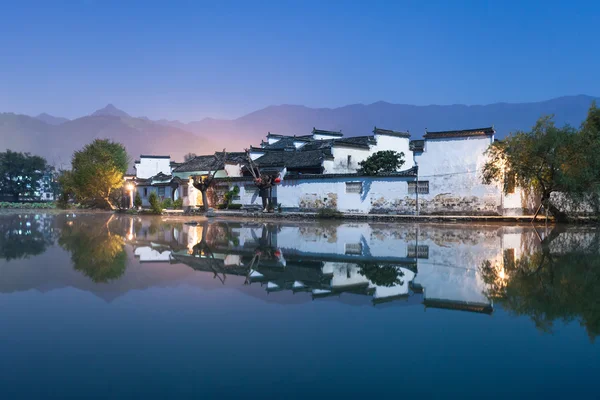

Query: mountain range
[1,95,598,168]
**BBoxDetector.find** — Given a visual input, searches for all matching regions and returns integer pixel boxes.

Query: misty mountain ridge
[1,95,598,167]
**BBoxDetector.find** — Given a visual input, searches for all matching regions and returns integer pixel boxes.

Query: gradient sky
[1,0,599,121]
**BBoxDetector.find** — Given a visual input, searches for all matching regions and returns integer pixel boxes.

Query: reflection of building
[170,222,495,312]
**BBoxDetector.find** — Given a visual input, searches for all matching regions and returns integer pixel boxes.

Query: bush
[173,198,183,209]
[223,185,240,206]
[148,192,162,214]
[216,203,228,209]
[162,198,173,209]
[228,203,242,210]
[316,208,343,219]
[134,192,142,208]
[0,202,56,209]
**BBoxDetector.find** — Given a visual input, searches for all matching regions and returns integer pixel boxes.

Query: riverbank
[183,209,562,224]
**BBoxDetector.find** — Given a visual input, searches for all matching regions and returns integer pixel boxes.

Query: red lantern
[274,177,281,184]
[274,250,281,258]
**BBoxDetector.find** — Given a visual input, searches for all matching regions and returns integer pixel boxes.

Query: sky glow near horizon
[0,0,598,121]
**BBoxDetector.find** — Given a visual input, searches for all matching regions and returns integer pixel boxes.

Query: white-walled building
[207,125,537,215]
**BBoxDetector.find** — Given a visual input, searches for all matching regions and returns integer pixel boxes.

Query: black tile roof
[312,127,343,137]
[261,136,313,150]
[373,127,410,138]
[424,126,495,139]
[254,149,332,169]
[172,155,221,173]
[138,155,171,159]
[266,132,313,140]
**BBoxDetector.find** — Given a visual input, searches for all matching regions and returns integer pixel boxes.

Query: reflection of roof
[373,127,410,138]
[423,298,493,314]
[424,127,495,139]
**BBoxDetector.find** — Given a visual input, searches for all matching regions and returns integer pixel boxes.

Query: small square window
[182,186,189,197]
[408,181,429,194]
[345,182,362,194]
[345,243,362,255]
[158,187,165,197]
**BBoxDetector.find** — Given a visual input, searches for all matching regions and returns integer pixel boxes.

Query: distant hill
[0,105,213,168]
[167,94,600,143]
[35,113,69,125]
[1,96,598,166]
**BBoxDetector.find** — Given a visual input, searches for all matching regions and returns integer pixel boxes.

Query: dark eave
[373,127,410,138]
[312,127,343,137]
[424,126,495,139]
[138,155,171,159]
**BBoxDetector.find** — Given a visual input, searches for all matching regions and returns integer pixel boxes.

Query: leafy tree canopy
[358,150,405,175]
[482,103,600,219]
[0,150,48,201]
[60,139,129,209]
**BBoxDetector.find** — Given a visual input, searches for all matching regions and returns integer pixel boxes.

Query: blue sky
[1,0,598,121]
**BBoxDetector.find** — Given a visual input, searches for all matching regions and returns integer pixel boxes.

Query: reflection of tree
[58,215,127,283]
[481,228,600,341]
[0,214,55,260]
[358,263,404,287]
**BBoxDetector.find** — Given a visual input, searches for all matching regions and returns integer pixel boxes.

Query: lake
[0,212,598,399]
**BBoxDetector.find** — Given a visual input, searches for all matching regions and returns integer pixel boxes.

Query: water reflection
[1,212,599,339]
[58,215,128,283]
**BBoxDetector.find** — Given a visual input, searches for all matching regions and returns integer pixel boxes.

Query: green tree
[483,105,600,220]
[134,192,142,208]
[148,191,162,214]
[0,150,48,201]
[482,116,575,220]
[184,153,197,162]
[358,150,405,175]
[61,139,129,209]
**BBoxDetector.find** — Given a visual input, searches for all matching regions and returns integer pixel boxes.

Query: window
[345,181,362,194]
[158,187,165,197]
[143,188,148,197]
[345,243,362,255]
[182,185,188,197]
[46,193,51,199]
[407,245,429,259]
[408,181,429,194]
[347,155,352,167]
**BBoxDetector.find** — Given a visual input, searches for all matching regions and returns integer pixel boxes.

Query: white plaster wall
[223,164,243,177]
[277,176,413,213]
[135,157,172,179]
[372,135,415,169]
[415,136,501,214]
[324,147,371,174]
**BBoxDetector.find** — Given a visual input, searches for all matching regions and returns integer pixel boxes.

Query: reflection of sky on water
[0,213,598,398]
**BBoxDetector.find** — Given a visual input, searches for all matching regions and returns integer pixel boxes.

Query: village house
[213,125,537,215]
[131,123,536,215]
[132,155,181,207]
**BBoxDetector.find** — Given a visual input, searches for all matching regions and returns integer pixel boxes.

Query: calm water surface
[0,212,598,399]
